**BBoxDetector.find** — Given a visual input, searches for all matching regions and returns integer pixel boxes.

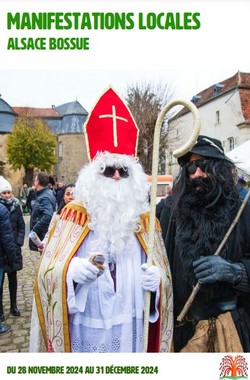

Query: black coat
[29,187,56,251]
[0,198,25,272]
[0,203,16,269]
[26,189,36,212]
[161,200,250,352]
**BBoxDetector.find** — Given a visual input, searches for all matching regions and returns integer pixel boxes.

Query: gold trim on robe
[33,201,173,352]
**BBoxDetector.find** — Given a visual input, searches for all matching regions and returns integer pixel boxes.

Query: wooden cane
[143,99,201,352]
[177,188,250,323]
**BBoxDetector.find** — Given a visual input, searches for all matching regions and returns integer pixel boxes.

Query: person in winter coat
[19,183,29,214]
[26,186,36,213]
[160,135,250,352]
[38,183,75,253]
[0,198,17,334]
[29,172,56,252]
[0,177,25,320]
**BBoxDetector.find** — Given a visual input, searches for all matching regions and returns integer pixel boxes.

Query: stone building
[0,96,88,194]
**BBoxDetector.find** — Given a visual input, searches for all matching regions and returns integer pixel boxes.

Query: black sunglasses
[186,159,208,175]
[102,166,129,178]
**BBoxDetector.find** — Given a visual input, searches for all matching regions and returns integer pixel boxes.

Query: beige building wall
[56,134,89,184]
[0,132,89,193]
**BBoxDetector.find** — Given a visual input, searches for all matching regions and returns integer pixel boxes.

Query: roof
[172,71,250,121]
[0,97,17,133]
[0,97,88,135]
[0,97,16,115]
[0,113,16,133]
[12,107,60,118]
[239,89,250,123]
[55,101,88,116]
[59,114,87,134]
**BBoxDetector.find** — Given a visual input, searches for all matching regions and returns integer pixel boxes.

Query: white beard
[74,153,150,257]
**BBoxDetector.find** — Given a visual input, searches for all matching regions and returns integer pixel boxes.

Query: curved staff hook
[143,99,201,352]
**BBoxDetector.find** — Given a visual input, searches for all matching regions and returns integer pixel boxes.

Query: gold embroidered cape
[33,200,173,352]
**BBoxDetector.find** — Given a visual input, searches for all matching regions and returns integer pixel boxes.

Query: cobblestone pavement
[0,215,41,353]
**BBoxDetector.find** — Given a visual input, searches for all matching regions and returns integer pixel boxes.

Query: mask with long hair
[74,152,150,257]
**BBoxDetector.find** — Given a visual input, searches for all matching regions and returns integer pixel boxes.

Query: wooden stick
[142,99,201,352]
[177,188,250,323]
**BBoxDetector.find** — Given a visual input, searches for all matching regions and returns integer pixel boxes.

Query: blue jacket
[29,187,56,251]
[0,203,16,269]
[237,182,250,205]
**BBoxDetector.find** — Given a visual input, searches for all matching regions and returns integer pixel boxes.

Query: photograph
[0,0,249,378]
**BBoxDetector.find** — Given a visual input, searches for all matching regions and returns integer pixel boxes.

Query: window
[228,137,234,151]
[191,95,201,104]
[58,142,63,158]
[213,83,224,95]
[216,110,220,123]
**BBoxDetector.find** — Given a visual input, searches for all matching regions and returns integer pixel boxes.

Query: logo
[220,355,248,380]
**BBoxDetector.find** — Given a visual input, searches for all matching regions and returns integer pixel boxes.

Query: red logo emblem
[220,355,248,379]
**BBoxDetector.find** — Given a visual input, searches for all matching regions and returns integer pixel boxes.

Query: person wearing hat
[29,87,173,353]
[160,135,250,352]
[0,177,17,335]
[0,177,25,320]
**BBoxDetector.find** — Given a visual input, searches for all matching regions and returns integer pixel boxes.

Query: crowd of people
[0,89,249,353]
[0,175,75,335]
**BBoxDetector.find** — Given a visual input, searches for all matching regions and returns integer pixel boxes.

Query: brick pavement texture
[0,215,41,353]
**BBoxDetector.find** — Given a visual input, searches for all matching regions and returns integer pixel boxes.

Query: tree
[220,355,248,378]
[125,81,175,174]
[6,117,57,185]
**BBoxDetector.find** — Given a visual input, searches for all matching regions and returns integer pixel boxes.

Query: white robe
[67,231,159,352]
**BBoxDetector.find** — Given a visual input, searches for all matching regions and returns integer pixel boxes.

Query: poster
[0,0,249,379]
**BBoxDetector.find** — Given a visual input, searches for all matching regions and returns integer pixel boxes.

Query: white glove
[68,257,99,285]
[141,263,160,292]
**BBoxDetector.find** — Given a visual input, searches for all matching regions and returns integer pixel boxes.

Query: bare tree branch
[125,80,175,174]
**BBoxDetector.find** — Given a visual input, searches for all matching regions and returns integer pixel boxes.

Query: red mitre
[84,86,139,161]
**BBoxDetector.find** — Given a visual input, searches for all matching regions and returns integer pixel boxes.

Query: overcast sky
[1,67,247,112]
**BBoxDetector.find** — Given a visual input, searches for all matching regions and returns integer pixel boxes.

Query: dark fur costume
[161,159,250,352]
[173,160,238,282]
[175,177,238,288]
